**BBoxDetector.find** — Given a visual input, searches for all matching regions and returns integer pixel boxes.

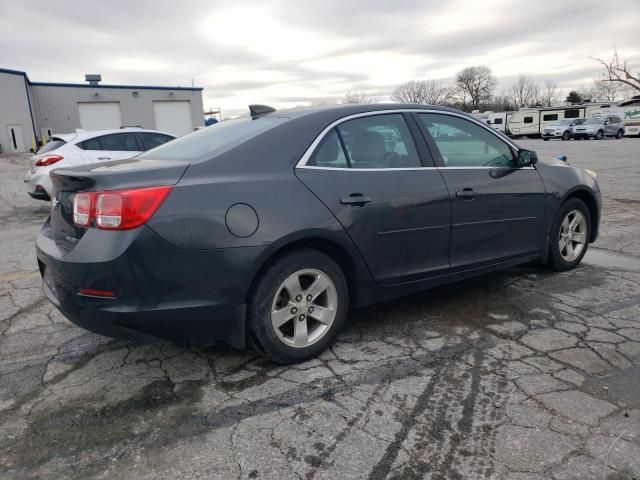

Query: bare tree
[391,79,453,105]
[342,91,378,104]
[590,79,629,102]
[508,75,540,108]
[455,66,498,110]
[539,80,562,107]
[486,93,516,112]
[593,48,640,93]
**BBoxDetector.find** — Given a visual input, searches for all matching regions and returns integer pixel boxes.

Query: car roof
[261,103,458,121]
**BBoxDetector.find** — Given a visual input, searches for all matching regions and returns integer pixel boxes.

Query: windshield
[138,116,288,162]
[584,118,604,125]
[37,138,66,154]
[558,120,573,125]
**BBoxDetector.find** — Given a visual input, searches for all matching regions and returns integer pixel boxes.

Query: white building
[0,67,204,153]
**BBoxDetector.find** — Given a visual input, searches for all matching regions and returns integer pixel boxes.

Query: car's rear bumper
[36,221,266,349]
[25,168,54,200]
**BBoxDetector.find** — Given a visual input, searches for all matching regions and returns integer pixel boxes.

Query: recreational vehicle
[508,103,624,138]
[487,111,513,134]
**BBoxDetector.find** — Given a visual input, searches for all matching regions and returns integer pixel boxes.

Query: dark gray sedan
[37,104,601,363]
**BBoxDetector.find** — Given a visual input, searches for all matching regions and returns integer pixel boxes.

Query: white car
[541,118,586,141]
[25,128,175,200]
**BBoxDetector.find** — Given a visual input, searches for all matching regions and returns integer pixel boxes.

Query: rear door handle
[97,157,111,161]
[340,193,372,206]
[455,188,475,200]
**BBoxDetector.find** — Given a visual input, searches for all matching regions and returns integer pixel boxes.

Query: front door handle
[97,157,112,161]
[340,193,372,206]
[455,188,475,200]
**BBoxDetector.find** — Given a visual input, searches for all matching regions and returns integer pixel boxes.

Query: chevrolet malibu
[37,104,601,363]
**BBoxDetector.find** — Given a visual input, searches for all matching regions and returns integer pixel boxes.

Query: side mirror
[516,149,537,167]
[604,120,610,125]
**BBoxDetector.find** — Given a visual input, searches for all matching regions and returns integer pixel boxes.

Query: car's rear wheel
[248,249,348,363]
[548,198,591,272]
[616,129,623,139]
[595,130,604,140]
[543,137,549,141]
[562,131,571,141]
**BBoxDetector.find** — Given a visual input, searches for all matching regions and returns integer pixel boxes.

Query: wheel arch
[245,230,373,308]
[562,188,599,242]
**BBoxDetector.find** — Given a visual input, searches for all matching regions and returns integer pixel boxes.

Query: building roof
[0,67,202,91]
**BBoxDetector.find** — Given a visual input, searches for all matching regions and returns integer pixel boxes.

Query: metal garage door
[78,102,122,130]
[153,101,192,137]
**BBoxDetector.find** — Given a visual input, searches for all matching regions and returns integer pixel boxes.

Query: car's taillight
[73,192,93,226]
[35,155,64,167]
[73,186,172,230]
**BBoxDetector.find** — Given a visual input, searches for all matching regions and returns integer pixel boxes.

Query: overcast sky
[1,0,638,115]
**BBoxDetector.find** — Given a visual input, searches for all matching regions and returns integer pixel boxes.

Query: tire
[543,138,549,141]
[548,198,591,272]
[595,130,604,140]
[562,131,571,141]
[248,248,349,363]
[616,129,623,139]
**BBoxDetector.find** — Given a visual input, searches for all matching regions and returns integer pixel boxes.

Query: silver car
[573,115,625,140]
[542,118,586,141]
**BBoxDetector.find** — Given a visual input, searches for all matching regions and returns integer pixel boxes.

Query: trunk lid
[49,158,188,251]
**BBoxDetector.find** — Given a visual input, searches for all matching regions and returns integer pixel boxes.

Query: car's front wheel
[595,130,604,140]
[562,131,571,141]
[248,249,348,363]
[548,198,591,271]
[616,129,623,139]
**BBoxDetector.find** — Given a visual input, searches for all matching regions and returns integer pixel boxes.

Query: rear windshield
[37,138,66,154]
[138,117,288,162]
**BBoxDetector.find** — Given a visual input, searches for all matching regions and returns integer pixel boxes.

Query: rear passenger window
[80,137,102,150]
[139,133,174,150]
[96,133,140,151]
[336,114,421,169]
[307,130,348,168]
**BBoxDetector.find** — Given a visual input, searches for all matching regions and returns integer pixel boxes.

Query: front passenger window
[418,114,515,168]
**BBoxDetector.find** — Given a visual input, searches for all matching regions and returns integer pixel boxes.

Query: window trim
[295,109,522,171]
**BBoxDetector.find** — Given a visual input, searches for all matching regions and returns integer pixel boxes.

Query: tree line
[341,50,639,112]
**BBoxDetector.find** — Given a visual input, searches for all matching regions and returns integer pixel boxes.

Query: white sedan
[25,128,175,200]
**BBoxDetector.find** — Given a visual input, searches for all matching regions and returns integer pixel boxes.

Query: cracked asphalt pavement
[1,138,640,479]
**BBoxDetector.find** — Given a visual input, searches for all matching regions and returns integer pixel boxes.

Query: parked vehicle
[542,118,586,141]
[37,104,601,363]
[487,111,513,134]
[572,115,625,140]
[24,128,175,200]
[508,104,617,137]
[614,96,640,137]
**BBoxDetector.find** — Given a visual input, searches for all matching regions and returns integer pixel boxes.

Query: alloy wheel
[558,209,587,262]
[270,269,338,348]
